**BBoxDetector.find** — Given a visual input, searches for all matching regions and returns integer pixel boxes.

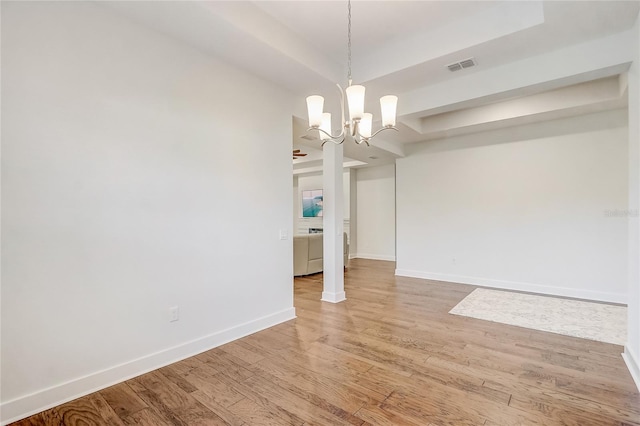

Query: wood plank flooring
[11,259,640,425]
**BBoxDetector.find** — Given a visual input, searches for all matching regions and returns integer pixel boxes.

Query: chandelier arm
[309,127,345,140]
[353,125,398,146]
[354,137,369,146]
[367,125,399,139]
[336,83,346,133]
[321,136,346,147]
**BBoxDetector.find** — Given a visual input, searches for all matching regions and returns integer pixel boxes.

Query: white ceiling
[102,1,640,169]
[253,1,496,62]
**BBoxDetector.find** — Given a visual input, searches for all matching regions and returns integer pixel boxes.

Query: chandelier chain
[347,0,352,84]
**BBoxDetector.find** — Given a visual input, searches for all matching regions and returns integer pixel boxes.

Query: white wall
[623,14,640,391]
[355,165,396,261]
[349,170,358,257]
[293,174,299,230]
[0,2,294,423]
[396,109,629,303]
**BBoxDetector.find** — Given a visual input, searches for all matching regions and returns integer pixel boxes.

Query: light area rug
[449,288,627,345]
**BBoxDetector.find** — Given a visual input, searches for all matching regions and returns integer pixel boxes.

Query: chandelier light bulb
[306,95,324,128]
[360,113,372,138]
[346,85,365,121]
[380,95,398,127]
[319,113,332,140]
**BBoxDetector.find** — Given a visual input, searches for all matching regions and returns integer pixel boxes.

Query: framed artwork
[302,189,323,217]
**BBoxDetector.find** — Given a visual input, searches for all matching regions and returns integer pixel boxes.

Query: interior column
[322,141,346,303]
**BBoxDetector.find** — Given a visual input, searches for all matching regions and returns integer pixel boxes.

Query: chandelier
[305,0,398,146]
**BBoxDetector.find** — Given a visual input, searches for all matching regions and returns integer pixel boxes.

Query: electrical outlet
[169,306,179,322]
[279,229,288,240]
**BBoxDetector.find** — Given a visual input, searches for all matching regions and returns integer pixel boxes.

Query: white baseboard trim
[321,291,346,303]
[0,307,296,426]
[352,253,396,262]
[394,269,626,304]
[623,346,640,392]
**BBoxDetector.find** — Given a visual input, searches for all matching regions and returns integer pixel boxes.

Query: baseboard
[623,346,640,392]
[321,291,346,303]
[0,307,296,425]
[353,253,396,261]
[394,269,626,304]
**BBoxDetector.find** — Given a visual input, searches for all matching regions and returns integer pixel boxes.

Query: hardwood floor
[11,258,640,425]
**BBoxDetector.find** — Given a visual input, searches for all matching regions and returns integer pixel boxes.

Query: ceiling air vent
[447,57,476,72]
